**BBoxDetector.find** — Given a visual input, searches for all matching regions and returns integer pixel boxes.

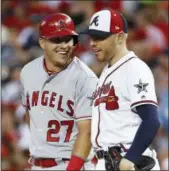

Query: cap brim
[44,29,78,39]
[79,29,111,39]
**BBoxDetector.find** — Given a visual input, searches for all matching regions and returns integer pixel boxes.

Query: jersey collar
[43,58,56,76]
[103,51,136,73]
[42,57,75,76]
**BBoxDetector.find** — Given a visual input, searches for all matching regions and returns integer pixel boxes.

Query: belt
[96,146,122,159]
[30,157,70,168]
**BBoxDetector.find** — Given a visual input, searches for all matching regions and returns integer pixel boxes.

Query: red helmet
[39,13,78,39]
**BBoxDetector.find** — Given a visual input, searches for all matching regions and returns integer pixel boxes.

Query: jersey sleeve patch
[134,79,149,94]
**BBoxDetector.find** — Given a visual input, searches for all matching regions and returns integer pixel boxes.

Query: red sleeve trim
[22,103,27,108]
[22,103,29,111]
[75,115,91,120]
[131,100,158,109]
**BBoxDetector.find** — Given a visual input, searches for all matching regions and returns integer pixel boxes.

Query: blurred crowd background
[1,0,168,170]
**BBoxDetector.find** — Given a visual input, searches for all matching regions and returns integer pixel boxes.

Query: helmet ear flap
[73,35,78,46]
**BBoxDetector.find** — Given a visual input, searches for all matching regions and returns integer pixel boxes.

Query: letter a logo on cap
[90,16,99,26]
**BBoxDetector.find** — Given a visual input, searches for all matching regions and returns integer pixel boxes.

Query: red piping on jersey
[43,59,56,76]
[95,56,136,148]
[43,58,74,76]
[131,100,158,108]
[75,115,91,119]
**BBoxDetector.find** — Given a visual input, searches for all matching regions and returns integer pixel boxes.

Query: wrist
[67,155,85,171]
[120,158,134,170]
[124,153,141,163]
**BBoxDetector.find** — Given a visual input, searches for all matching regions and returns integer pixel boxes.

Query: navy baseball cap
[80,9,128,39]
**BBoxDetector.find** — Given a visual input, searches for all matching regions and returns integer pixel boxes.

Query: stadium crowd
[1,0,168,170]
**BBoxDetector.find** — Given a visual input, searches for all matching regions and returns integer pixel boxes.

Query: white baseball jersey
[20,56,98,159]
[91,51,158,150]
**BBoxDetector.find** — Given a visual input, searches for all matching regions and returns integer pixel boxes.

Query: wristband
[67,155,85,170]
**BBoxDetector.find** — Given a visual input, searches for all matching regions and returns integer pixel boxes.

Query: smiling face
[39,36,75,68]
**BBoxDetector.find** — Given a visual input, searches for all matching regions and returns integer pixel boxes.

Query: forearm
[125,105,160,163]
[25,111,30,128]
[72,131,91,159]
[67,119,92,170]
[125,119,160,163]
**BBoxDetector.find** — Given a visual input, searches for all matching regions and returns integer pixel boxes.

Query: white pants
[95,148,161,170]
[31,160,95,170]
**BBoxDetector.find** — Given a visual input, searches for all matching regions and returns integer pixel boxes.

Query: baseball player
[81,9,161,170]
[20,13,98,170]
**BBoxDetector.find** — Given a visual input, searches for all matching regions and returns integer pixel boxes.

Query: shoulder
[73,57,98,79]
[20,56,43,77]
[126,56,152,74]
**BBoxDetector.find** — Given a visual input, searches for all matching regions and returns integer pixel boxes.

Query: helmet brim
[41,29,78,39]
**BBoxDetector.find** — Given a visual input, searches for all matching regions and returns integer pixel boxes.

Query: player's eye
[89,34,111,41]
[49,36,73,44]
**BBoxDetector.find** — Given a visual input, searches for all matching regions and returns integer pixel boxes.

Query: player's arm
[67,75,98,170]
[25,110,30,128]
[67,119,92,170]
[120,104,160,170]
[120,61,161,170]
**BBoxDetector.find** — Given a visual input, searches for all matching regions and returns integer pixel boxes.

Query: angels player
[82,9,161,170]
[20,13,98,170]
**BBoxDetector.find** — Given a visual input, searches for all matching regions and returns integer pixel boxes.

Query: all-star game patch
[134,79,149,94]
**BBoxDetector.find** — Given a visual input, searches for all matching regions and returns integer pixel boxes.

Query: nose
[58,42,70,51]
[60,41,69,47]
[60,39,74,49]
[90,39,96,47]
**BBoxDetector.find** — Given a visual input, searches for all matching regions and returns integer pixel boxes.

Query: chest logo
[92,81,119,110]
[26,91,74,116]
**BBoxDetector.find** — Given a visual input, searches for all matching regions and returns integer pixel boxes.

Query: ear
[39,38,45,49]
[117,32,125,44]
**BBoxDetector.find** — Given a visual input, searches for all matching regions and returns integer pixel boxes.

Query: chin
[96,54,106,62]
[55,57,72,67]
[55,61,66,68]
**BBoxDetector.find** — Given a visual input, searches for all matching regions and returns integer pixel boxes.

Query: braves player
[81,9,161,170]
[20,13,98,170]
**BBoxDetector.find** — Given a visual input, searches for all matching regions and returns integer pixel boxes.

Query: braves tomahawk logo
[92,81,119,110]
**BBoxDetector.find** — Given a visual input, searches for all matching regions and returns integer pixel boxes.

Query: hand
[119,158,135,170]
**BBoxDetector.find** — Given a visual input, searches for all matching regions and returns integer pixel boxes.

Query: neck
[45,58,62,73]
[108,46,129,67]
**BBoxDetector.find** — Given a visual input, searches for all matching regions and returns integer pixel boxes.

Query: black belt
[96,146,122,159]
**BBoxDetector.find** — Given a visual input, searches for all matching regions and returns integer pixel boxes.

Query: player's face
[90,34,119,62]
[39,36,75,67]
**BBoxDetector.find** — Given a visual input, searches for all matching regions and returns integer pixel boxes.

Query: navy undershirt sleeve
[124,104,160,163]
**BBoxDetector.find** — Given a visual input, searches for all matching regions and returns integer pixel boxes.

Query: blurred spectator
[2,65,22,106]
[2,25,9,45]
[15,105,30,154]
[2,109,28,170]
[3,2,31,32]
[17,14,43,50]
[153,50,168,133]
[129,7,166,62]
[26,1,55,17]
